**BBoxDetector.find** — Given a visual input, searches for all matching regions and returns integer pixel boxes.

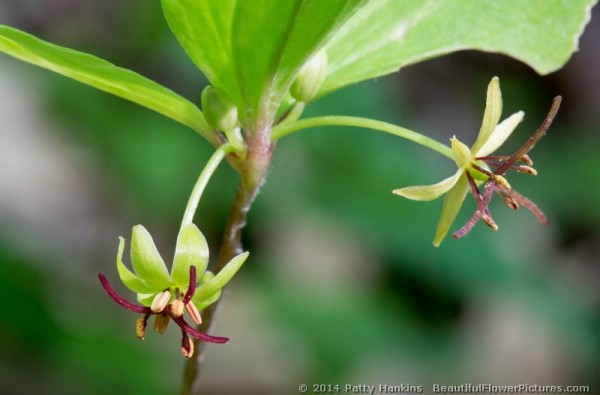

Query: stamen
[496,185,549,225]
[171,299,185,318]
[500,192,519,210]
[181,332,194,358]
[492,175,511,189]
[151,290,172,313]
[98,274,151,314]
[521,154,533,166]
[453,182,496,239]
[466,172,497,230]
[482,213,498,230]
[185,301,203,325]
[136,315,149,340]
[154,313,171,334]
[511,165,537,175]
[476,154,533,166]
[470,163,494,177]
[476,155,511,162]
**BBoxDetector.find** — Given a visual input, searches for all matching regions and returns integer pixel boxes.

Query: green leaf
[322,0,596,96]
[171,223,209,286]
[0,25,216,143]
[130,225,172,289]
[161,0,368,125]
[194,251,249,302]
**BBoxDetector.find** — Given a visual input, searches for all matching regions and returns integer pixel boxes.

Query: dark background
[0,2,598,394]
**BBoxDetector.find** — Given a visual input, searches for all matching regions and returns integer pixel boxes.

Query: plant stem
[271,115,454,160]
[181,143,234,227]
[181,122,274,395]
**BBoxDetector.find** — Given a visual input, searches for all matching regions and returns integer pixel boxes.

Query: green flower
[98,223,248,357]
[393,77,560,246]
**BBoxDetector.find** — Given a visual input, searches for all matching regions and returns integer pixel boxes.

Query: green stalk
[181,143,234,227]
[271,115,453,160]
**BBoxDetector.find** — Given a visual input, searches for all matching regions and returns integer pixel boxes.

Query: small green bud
[290,49,327,102]
[201,86,238,131]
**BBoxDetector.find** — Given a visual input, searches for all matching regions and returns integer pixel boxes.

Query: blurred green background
[1,2,599,394]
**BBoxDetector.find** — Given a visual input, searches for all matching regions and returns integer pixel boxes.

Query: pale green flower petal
[393,169,462,201]
[194,251,249,303]
[451,137,472,169]
[130,225,172,289]
[171,223,209,287]
[116,236,156,294]
[476,111,525,157]
[433,174,471,247]
[191,271,222,310]
[470,77,502,154]
[193,289,222,311]
[136,292,156,306]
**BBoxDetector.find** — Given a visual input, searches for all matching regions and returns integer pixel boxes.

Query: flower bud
[201,86,238,131]
[170,299,184,318]
[154,313,170,334]
[290,49,327,102]
[151,290,171,313]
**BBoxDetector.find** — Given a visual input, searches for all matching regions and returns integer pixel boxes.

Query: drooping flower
[98,223,249,357]
[393,77,561,246]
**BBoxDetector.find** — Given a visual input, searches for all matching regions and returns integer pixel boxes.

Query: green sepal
[471,77,503,155]
[171,223,209,287]
[193,251,249,303]
[130,225,172,289]
[393,169,461,202]
[433,174,471,247]
[194,289,222,311]
[451,137,472,169]
[476,111,524,157]
[115,236,156,294]
[192,272,222,310]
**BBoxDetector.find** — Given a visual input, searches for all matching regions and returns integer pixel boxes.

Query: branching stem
[181,122,274,395]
